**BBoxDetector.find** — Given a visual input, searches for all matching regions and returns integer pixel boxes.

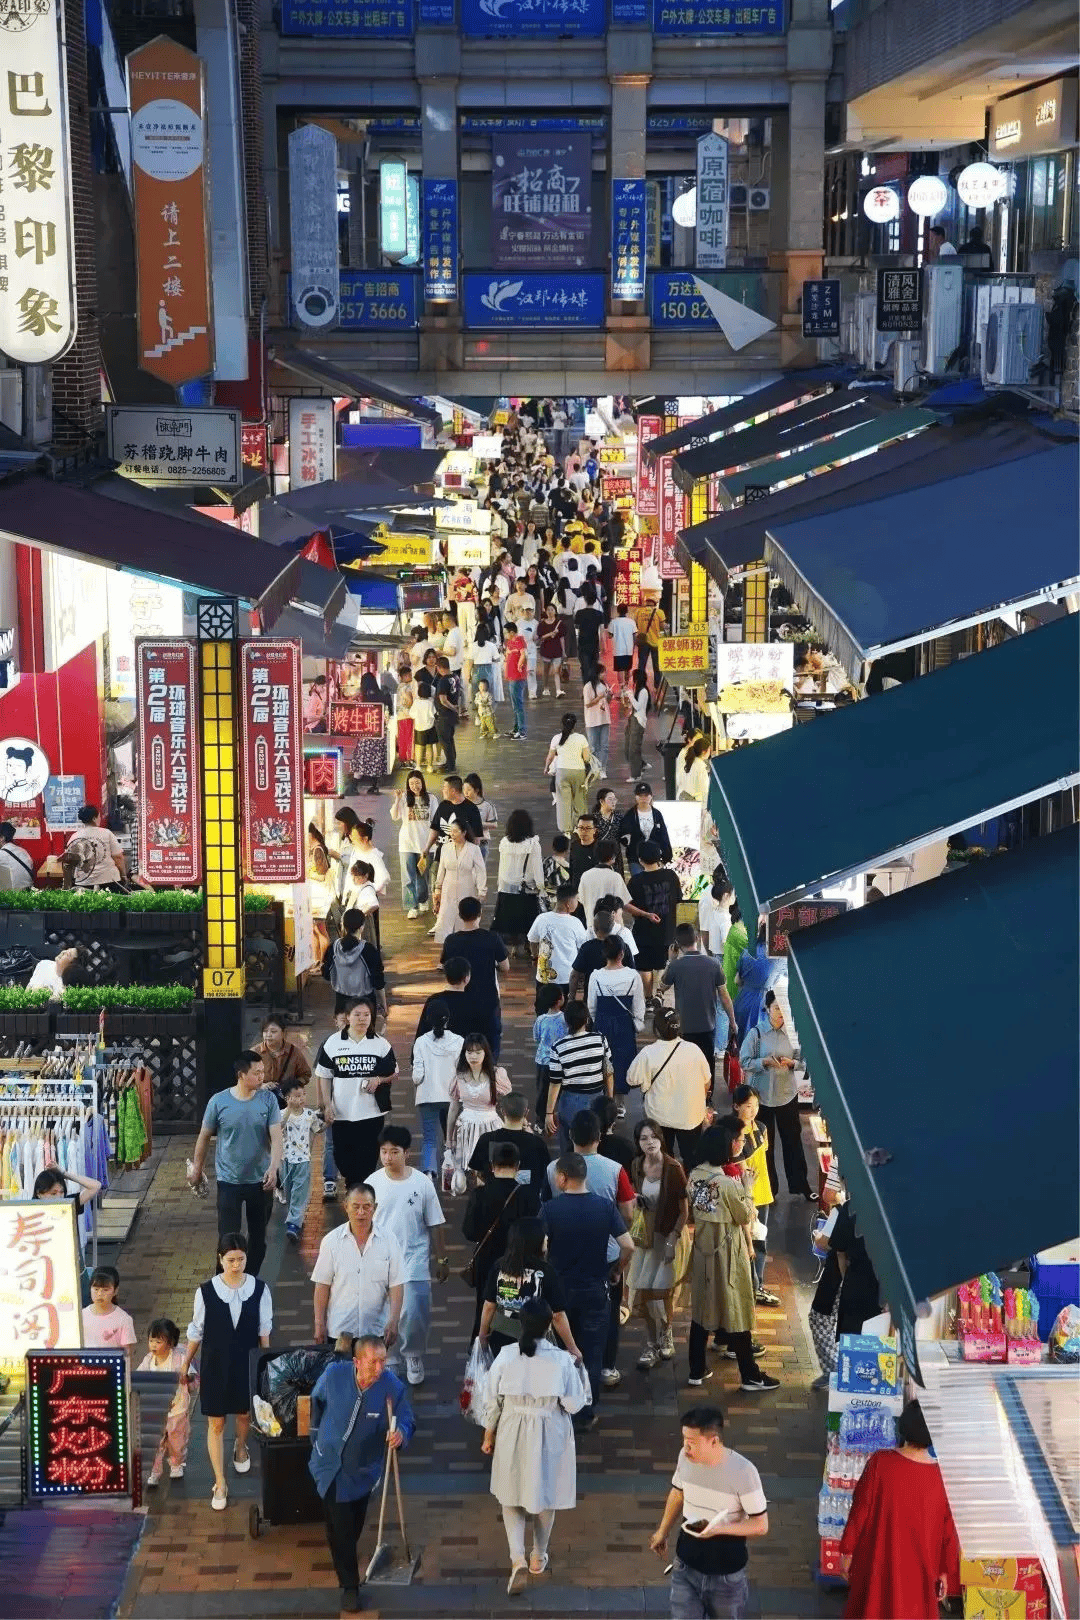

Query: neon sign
[27,1351,130,1498]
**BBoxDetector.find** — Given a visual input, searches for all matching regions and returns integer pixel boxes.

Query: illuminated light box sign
[327,702,386,739]
[27,1350,130,1499]
[767,898,849,957]
[280,0,415,34]
[239,640,305,884]
[0,1202,83,1379]
[303,745,344,798]
[463,273,606,328]
[287,272,419,331]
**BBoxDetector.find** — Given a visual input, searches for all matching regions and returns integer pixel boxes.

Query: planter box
[244,903,285,1005]
[122,910,203,933]
[42,910,122,932]
[54,1011,100,1036]
[0,1009,53,1042]
[110,1010,195,1039]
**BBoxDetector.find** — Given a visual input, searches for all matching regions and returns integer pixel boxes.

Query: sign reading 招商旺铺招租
[492,133,593,271]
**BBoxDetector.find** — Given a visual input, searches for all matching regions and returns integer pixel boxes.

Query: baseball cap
[634,782,652,797]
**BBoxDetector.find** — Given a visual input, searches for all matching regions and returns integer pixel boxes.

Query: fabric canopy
[676,418,1067,589]
[718,406,936,501]
[274,347,441,426]
[672,394,878,493]
[644,375,838,461]
[766,444,1080,680]
[336,447,446,487]
[707,614,1080,921]
[786,826,1079,1383]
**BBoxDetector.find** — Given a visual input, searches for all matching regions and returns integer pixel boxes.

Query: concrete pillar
[607,30,652,374]
[417,31,462,373]
[769,0,832,356]
[194,0,251,379]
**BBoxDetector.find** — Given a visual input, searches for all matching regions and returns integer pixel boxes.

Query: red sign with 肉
[136,639,202,884]
[239,640,304,883]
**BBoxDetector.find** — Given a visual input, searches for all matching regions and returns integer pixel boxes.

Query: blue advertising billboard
[423,179,459,300]
[652,1,784,34]
[463,273,606,327]
[280,0,415,35]
[460,0,605,35]
[337,271,420,330]
[649,270,770,328]
[611,179,647,300]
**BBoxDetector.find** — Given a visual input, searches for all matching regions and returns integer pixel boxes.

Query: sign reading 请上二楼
[0,0,76,366]
[423,179,459,301]
[136,639,203,885]
[27,1351,130,1499]
[127,37,213,387]
[460,0,605,35]
[289,125,339,330]
[288,398,335,489]
[696,133,729,271]
[239,640,305,885]
[106,406,241,485]
[0,1201,83,1379]
[802,279,841,339]
[876,268,923,334]
[463,274,605,328]
[492,133,593,271]
[611,180,647,301]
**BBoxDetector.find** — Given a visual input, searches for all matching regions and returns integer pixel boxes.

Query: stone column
[417,30,462,375]
[770,0,832,359]
[607,30,652,375]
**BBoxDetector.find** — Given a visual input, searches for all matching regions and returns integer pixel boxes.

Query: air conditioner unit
[971,278,1036,373]
[981,302,1044,385]
[729,184,747,209]
[748,186,770,211]
[855,291,893,369]
[0,370,21,435]
[923,262,964,375]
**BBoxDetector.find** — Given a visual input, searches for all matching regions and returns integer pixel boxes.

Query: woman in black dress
[179,1232,272,1512]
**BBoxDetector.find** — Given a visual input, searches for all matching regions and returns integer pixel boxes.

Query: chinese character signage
[650,269,768,328]
[461,0,604,35]
[303,745,344,798]
[423,179,458,300]
[241,423,269,471]
[612,0,648,17]
[0,0,76,365]
[767,898,848,957]
[716,640,795,710]
[435,501,491,534]
[636,415,661,516]
[136,639,202,884]
[446,533,490,567]
[289,124,339,330]
[27,1351,130,1499]
[802,278,840,339]
[335,270,419,330]
[601,475,633,502]
[380,160,408,258]
[492,133,592,270]
[107,406,241,486]
[288,397,335,488]
[658,630,710,683]
[653,2,785,33]
[611,179,646,300]
[328,702,386,738]
[876,268,923,334]
[418,0,454,19]
[127,37,213,385]
[280,0,415,35]
[240,640,304,884]
[615,546,645,607]
[0,1201,83,1376]
[659,457,685,578]
[43,774,85,833]
[463,272,605,328]
[696,133,729,270]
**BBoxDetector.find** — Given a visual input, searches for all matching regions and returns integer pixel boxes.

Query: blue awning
[786,826,1080,1383]
[718,405,935,501]
[765,444,1080,680]
[644,374,841,461]
[672,393,880,493]
[707,614,1080,921]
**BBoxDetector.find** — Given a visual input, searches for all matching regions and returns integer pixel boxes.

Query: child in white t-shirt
[279,1076,324,1242]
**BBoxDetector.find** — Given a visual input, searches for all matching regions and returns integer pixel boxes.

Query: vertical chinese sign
[422,178,458,301]
[289,124,339,329]
[695,133,729,271]
[0,0,76,364]
[492,133,592,270]
[0,1200,83,1380]
[636,415,661,517]
[611,180,646,301]
[239,640,304,883]
[288,396,335,487]
[127,37,213,385]
[27,1351,130,1498]
[659,456,685,579]
[136,639,202,885]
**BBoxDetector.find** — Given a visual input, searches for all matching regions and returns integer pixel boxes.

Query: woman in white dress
[432,818,487,944]
[446,1035,511,1172]
[480,1300,588,1594]
[351,819,390,895]
[675,735,711,803]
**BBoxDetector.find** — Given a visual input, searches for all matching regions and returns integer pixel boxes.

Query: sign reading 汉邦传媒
[492,133,593,271]
[0,0,76,366]
[240,641,304,884]
[423,179,458,301]
[289,125,339,330]
[0,1201,83,1379]
[27,1351,130,1498]
[127,37,213,386]
[288,397,335,488]
[461,0,604,35]
[107,406,241,485]
[463,274,605,328]
[611,180,647,301]
[136,639,202,885]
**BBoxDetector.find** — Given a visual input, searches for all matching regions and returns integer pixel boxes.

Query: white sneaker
[406,908,419,920]
[600,1367,621,1388]
[169,1463,185,1479]
[147,1468,162,1488]
[322,1179,338,1200]
[405,1356,425,1385]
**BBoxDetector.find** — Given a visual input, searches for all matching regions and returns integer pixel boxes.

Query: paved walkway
[117,676,845,1620]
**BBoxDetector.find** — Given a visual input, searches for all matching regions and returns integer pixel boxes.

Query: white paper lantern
[672,187,697,228]
[863,186,900,224]
[907,175,948,217]
[956,162,1009,209]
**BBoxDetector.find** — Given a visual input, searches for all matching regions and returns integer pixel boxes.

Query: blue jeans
[556,1088,606,1153]
[417,1101,449,1176]
[564,1282,609,1422]
[280,1159,312,1229]
[670,1560,749,1619]
[402,852,429,912]
[508,679,527,734]
[585,723,609,774]
[323,1131,338,1182]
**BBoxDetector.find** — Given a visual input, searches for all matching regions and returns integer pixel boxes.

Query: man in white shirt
[311,1181,404,1347]
[440,608,464,675]
[527,883,587,1014]
[0,822,34,890]
[576,839,654,933]
[366,1125,448,1385]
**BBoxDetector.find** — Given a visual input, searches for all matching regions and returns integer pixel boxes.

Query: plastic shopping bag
[460,1337,493,1426]
[441,1148,456,1195]
[569,1357,593,1409]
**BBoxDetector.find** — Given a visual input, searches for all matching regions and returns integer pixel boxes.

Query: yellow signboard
[0,1199,83,1377]
[203,965,247,999]
[364,531,434,568]
[718,681,792,714]
[658,630,710,681]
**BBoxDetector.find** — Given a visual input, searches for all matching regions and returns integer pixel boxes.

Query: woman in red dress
[840,1399,960,1619]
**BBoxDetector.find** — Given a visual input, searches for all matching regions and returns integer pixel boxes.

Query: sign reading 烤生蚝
[0,0,76,366]
[492,133,593,271]
[136,639,202,885]
[239,640,305,885]
[288,397,335,488]
[107,406,241,485]
[611,180,647,301]
[27,1351,130,1499]
[423,179,459,301]
[289,125,340,330]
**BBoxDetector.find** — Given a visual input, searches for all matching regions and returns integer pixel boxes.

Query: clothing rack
[0,1070,102,1269]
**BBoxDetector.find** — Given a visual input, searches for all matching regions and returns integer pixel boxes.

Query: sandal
[232,1447,251,1474]
[211,1484,228,1511]
[528,1553,549,1576]
[507,1562,528,1595]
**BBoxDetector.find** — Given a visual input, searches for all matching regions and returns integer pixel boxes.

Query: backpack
[331,940,374,1000]
[309,841,330,878]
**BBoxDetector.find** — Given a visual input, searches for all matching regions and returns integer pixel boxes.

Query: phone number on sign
[656,297,713,324]
[340,299,413,326]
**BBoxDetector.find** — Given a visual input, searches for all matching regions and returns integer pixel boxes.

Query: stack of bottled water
[817,1487,852,1539]
[818,1408,899,1553]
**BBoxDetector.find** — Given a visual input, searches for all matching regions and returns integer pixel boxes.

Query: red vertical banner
[239,640,304,883]
[635,415,661,516]
[136,639,202,884]
[659,457,685,578]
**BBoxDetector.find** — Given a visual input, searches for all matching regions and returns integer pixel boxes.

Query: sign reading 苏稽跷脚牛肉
[463,274,605,328]
[107,406,241,486]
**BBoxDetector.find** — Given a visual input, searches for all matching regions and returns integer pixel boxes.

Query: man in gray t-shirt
[188,1050,283,1277]
[660,924,736,1081]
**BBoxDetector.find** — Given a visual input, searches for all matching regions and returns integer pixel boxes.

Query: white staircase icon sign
[144,324,208,360]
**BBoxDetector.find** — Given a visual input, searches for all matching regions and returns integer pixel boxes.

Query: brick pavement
[117,678,845,1620]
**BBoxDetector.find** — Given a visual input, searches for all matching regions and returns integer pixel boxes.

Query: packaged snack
[959,1559,1046,1595]
[836,1333,901,1395]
